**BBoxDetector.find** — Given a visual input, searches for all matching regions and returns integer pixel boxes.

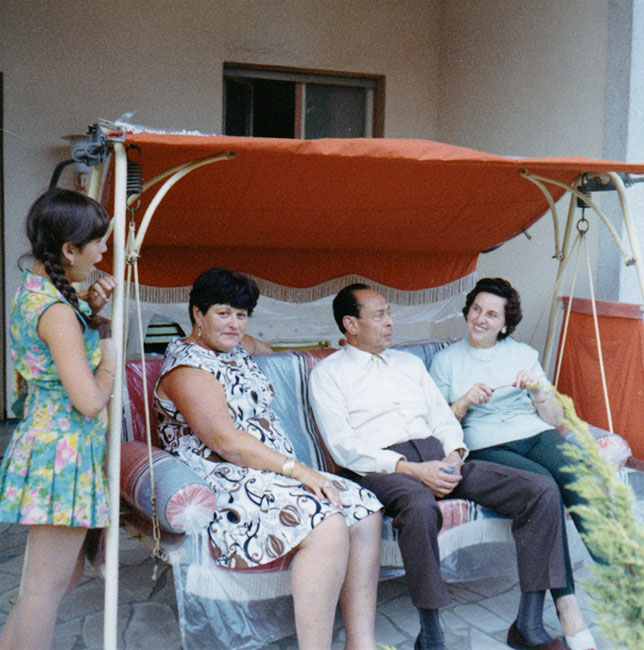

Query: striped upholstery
[121,341,630,550]
[121,340,518,564]
[121,440,216,534]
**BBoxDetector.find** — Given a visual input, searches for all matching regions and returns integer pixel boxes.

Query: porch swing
[69,121,644,649]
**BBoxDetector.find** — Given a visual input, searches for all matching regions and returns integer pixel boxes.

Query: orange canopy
[99,131,644,294]
[555,297,644,458]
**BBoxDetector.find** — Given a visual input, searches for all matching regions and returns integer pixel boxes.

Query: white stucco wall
[1,0,637,411]
[615,0,644,304]
[431,0,613,357]
[0,0,442,410]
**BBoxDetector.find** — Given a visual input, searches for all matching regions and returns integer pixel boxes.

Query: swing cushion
[120,342,633,561]
[585,423,631,468]
[123,355,164,446]
[121,440,216,534]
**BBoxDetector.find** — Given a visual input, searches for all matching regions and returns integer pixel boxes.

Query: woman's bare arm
[159,366,340,505]
[241,333,273,355]
[531,387,564,427]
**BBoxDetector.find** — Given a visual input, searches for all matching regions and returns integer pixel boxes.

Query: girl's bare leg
[291,514,349,650]
[341,511,382,650]
[0,524,87,650]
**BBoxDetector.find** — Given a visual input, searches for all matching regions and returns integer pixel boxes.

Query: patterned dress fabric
[0,270,110,528]
[154,338,381,568]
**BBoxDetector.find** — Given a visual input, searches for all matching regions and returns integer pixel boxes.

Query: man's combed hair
[332,283,371,333]
[189,267,260,323]
[462,277,522,339]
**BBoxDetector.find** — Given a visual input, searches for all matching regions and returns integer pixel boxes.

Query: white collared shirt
[309,344,467,475]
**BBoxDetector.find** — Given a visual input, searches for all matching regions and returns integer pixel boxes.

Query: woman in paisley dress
[155,267,383,650]
[0,189,117,650]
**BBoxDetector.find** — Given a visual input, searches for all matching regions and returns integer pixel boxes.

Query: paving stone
[0,551,26,578]
[377,575,411,604]
[449,601,510,635]
[81,603,131,649]
[440,606,474,634]
[58,579,106,621]
[378,592,416,634]
[373,609,411,647]
[51,616,83,650]
[123,601,183,649]
[466,626,510,649]
[0,514,633,649]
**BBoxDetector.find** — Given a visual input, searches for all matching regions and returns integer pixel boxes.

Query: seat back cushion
[124,356,164,446]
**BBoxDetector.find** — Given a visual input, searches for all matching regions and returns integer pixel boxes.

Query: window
[224,64,385,138]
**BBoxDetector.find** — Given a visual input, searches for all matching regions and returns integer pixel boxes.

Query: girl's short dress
[0,270,110,528]
[155,338,382,568]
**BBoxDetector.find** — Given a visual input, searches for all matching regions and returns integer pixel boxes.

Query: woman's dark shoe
[507,621,568,649]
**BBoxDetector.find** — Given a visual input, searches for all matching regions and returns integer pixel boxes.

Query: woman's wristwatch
[281,457,296,477]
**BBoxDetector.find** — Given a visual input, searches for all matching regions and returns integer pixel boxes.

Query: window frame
[223,62,385,138]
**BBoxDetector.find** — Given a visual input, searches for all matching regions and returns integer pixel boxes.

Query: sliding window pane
[305,84,366,139]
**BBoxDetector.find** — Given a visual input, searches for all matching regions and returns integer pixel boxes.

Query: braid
[24,188,109,330]
[42,251,93,327]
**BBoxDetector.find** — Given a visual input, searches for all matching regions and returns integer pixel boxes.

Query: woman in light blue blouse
[430,277,597,650]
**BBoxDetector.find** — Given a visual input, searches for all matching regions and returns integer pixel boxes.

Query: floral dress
[0,270,110,528]
[154,339,381,568]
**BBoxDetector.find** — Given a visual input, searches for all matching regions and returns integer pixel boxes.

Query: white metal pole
[542,193,577,373]
[103,141,127,650]
[607,172,644,305]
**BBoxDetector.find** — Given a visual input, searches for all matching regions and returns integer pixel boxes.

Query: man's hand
[396,458,462,498]
[443,449,464,467]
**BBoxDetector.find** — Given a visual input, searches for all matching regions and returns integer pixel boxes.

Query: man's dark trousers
[351,437,567,610]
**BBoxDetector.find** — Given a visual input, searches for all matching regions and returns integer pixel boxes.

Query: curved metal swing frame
[86,136,235,650]
[520,170,644,374]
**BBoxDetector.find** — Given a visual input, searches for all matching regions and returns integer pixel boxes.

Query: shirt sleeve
[419,366,469,459]
[525,344,550,390]
[309,362,405,475]
[428,347,452,403]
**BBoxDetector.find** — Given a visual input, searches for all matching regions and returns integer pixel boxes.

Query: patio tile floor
[0,420,640,649]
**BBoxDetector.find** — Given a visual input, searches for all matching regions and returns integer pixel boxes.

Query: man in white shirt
[309,284,568,650]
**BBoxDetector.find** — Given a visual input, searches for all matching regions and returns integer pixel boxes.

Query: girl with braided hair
[0,188,117,650]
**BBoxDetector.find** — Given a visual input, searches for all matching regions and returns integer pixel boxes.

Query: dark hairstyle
[189,267,260,324]
[462,277,522,340]
[24,188,110,328]
[332,283,371,334]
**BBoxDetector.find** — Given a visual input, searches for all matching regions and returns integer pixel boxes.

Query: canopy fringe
[90,271,476,306]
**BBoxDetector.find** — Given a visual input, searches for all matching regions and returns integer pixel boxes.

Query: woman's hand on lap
[293,463,342,509]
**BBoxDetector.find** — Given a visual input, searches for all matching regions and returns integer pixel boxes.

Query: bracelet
[97,366,115,380]
[281,457,296,477]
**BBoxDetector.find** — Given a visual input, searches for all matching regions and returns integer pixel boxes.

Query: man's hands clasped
[396,449,463,498]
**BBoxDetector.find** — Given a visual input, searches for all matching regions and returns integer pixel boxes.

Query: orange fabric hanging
[555,297,644,459]
[97,131,644,292]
